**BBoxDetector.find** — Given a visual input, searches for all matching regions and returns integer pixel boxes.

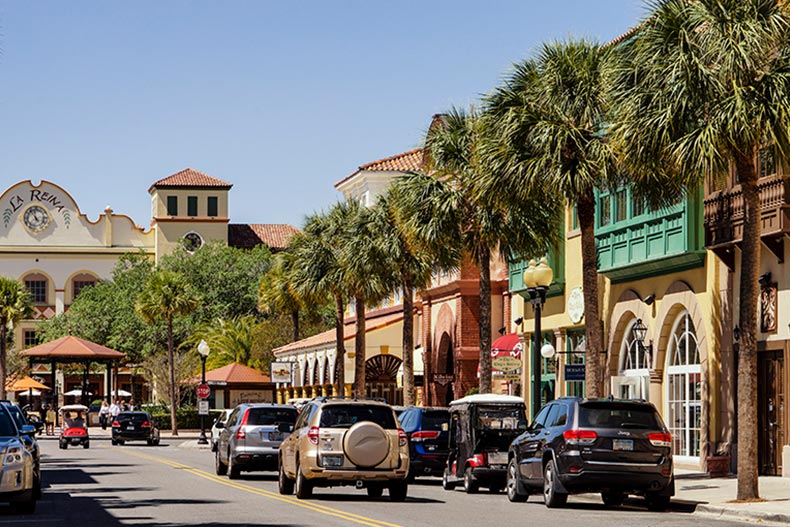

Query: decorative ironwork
[760,282,778,333]
[365,354,402,382]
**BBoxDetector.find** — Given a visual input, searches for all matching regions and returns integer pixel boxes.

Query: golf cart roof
[59,404,89,413]
[449,394,525,407]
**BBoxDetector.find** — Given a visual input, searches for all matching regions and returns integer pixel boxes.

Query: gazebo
[21,336,126,425]
[197,363,275,409]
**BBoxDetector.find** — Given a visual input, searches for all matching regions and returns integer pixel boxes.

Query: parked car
[210,409,233,452]
[111,411,160,446]
[505,397,674,510]
[278,397,409,501]
[1,402,41,498]
[442,394,528,494]
[398,406,450,480]
[286,398,311,412]
[215,403,298,479]
[0,404,37,513]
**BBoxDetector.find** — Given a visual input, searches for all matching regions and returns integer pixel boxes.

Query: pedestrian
[109,399,121,421]
[99,400,110,430]
[128,399,136,411]
[45,405,55,435]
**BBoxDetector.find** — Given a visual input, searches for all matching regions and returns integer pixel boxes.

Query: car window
[578,402,662,429]
[399,410,415,431]
[116,413,149,423]
[545,405,561,428]
[246,407,297,426]
[421,410,450,431]
[5,405,25,428]
[319,405,396,429]
[476,406,527,431]
[549,404,568,427]
[0,409,18,436]
[531,405,552,430]
[227,408,241,428]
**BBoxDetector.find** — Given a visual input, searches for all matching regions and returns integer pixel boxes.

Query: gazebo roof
[21,336,126,360]
[203,363,271,384]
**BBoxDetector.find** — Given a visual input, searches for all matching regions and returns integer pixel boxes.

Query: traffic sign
[198,400,209,415]
[196,383,210,399]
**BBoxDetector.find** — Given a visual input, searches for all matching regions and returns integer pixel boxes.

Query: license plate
[127,425,135,431]
[322,455,344,467]
[267,432,285,441]
[487,452,508,464]
[612,439,634,451]
[427,445,437,451]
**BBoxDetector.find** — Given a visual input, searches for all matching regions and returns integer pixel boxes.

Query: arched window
[23,273,48,304]
[666,312,702,459]
[71,273,97,302]
[615,318,650,400]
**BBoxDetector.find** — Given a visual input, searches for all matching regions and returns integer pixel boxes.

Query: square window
[599,195,611,227]
[759,145,776,178]
[614,189,627,222]
[23,330,39,348]
[207,196,218,217]
[73,280,95,299]
[187,196,198,217]
[167,196,178,216]
[25,280,47,304]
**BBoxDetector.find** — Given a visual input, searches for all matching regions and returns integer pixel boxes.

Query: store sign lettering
[8,189,66,213]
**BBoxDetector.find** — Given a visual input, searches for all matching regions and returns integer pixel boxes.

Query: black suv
[112,412,161,446]
[398,407,450,480]
[506,397,674,510]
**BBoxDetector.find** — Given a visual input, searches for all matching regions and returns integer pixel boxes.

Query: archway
[365,354,403,405]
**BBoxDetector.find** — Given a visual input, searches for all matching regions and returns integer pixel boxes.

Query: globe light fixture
[525,257,553,418]
[197,339,211,445]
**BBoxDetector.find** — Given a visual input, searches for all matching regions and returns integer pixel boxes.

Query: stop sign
[196,383,210,399]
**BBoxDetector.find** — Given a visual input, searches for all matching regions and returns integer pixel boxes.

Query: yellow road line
[119,449,405,527]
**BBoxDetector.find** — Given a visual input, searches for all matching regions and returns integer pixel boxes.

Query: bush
[148,406,224,430]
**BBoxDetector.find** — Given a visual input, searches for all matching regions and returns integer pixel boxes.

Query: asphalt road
[7,435,749,527]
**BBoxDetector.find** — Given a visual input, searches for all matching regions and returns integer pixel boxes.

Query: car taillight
[307,426,320,445]
[112,420,120,427]
[141,421,151,428]
[398,429,408,447]
[235,429,246,440]
[563,429,598,445]
[649,433,672,448]
[235,409,251,439]
[410,431,439,442]
[469,453,487,467]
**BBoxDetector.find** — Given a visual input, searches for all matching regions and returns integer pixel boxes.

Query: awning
[6,376,50,392]
[479,333,523,377]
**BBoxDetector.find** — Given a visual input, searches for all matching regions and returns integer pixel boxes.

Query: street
[4,435,749,527]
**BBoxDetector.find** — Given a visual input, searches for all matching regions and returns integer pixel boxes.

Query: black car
[112,412,161,446]
[399,407,450,479]
[0,402,41,498]
[506,397,674,510]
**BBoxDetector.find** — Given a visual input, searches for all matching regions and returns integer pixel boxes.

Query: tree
[135,270,199,435]
[486,40,617,398]
[0,277,33,399]
[609,0,790,500]
[421,109,560,394]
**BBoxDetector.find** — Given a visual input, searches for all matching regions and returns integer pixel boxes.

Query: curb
[696,504,790,525]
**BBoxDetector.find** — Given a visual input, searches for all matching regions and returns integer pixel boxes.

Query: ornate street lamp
[525,257,553,418]
[631,318,652,367]
[197,339,211,445]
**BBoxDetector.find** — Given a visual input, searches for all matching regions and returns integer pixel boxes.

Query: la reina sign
[3,187,72,231]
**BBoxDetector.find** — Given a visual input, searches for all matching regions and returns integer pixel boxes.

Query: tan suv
[277,397,409,501]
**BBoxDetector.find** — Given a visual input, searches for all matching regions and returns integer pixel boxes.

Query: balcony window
[598,194,611,227]
[614,189,628,222]
[759,145,777,179]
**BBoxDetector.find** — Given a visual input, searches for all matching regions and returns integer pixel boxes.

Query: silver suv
[215,403,298,479]
[278,397,409,501]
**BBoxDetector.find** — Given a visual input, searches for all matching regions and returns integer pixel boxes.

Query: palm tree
[415,109,560,394]
[486,40,617,398]
[135,270,199,435]
[0,277,33,400]
[609,0,790,500]
[188,316,257,369]
[370,183,459,406]
[259,254,306,342]
[288,206,350,396]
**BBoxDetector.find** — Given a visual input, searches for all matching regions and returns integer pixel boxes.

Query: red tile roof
[334,148,424,188]
[148,168,233,193]
[21,336,126,360]
[203,363,271,384]
[228,224,300,250]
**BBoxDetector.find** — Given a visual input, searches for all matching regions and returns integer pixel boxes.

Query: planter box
[706,455,730,478]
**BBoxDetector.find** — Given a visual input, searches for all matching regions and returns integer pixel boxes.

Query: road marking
[119,449,405,527]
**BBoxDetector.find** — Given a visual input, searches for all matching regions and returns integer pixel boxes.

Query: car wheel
[14,490,36,514]
[506,458,528,502]
[215,449,228,476]
[601,492,626,507]
[111,439,117,446]
[83,442,90,449]
[278,460,294,495]
[367,485,383,498]
[464,466,479,494]
[228,452,241,479]
[543,459,567,508]
[388,480,408,502]
[147,439,153,446]
[118,440,125,446]
[153,438,160,446]
[60,442,67,450]
[645,494,670,512]
[442,469,456,491]
[295,460,312,499]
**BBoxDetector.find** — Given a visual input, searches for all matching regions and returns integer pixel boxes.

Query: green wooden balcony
[508,246,565,299]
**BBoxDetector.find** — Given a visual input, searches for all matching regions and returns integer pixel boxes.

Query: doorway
[758,350,785,476]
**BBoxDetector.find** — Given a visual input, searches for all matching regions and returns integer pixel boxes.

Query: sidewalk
[671,469,790,525]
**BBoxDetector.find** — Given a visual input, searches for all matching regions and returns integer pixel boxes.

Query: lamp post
[197,339,210,445]
[631,318,652,368]
[524,257,553,418]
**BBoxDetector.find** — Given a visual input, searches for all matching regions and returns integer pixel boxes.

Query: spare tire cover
[343,421,390,468]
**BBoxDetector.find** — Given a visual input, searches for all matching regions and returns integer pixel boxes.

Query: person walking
[109,399,121,422]
[99,400,111,430]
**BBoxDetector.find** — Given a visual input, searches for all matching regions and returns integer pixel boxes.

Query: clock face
[182,231,203,252]
[23,205,51,233]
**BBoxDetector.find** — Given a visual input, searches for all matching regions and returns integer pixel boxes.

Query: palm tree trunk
[479,248,493,394]
[353,296,366,397]
[578,193,603,398]
[0,323,6,401]
[292,310,300,342]
[735,152,761,500]
[334,294,345,396]
[167,318,178,436]
[402,281,415,406]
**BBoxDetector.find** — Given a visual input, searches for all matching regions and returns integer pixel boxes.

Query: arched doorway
[614,318,650,400]
[665,311,702,461]
[434,332,455,406]
[365,354,403,405]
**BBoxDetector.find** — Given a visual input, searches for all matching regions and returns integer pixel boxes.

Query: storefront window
[666,312,701,459]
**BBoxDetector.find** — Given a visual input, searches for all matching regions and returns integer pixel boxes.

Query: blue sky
[1,1,645,228]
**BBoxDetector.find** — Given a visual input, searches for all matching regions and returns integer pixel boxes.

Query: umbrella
[111,389,132,397]
[6,376,50,392]
[64,389,92,397]
[16,389,41,396]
